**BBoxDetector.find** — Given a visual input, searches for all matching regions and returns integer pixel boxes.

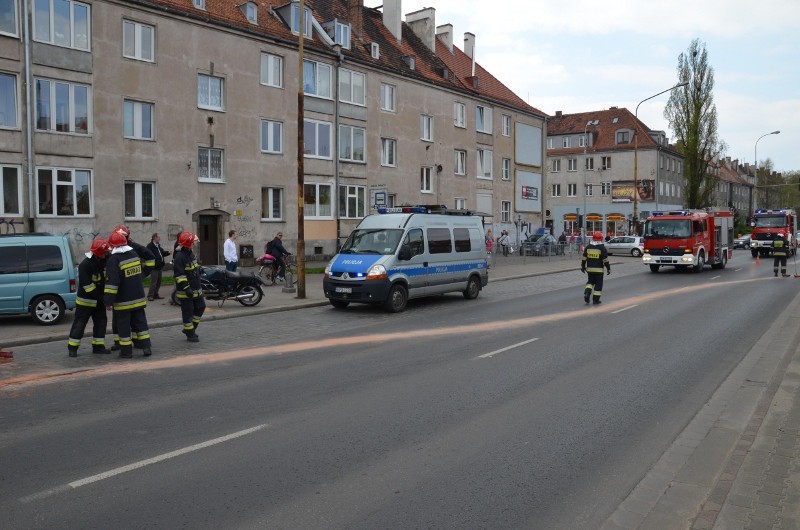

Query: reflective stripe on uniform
[76,297,98,307]
[113,298,147,311]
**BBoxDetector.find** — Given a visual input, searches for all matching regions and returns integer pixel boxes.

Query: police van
[323,206,489,312]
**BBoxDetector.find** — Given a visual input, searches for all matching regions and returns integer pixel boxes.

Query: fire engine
[641,209,734,273]
[749,209,797,258]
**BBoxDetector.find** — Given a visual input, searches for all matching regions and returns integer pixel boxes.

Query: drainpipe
[23,0,34,231]
[333,43,342,248]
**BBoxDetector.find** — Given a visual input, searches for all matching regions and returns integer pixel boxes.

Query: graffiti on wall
[0,218,24,235]
[231,194,258,241]
[59,227,102,244]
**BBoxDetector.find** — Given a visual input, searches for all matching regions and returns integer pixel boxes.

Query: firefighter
[109,225,155,351]
[581,231,611,304]
[173,231,205,342]
[773,232,790,277]
[104,230,152,358]
[67,238,111,357]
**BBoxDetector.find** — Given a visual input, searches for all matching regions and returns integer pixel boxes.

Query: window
[339,185,365,218]
[454,150,466,175]
[0,0,18,36]
[567,158,577,171]
[427,227,452,254]
[562,137,570,148]
[380,83,395,111]
[601,182,611,195]
[404,228,424,257]
[36,167,92,216]
[124,181,155,219]
[339,124,365,162]
[197,74,224,111]
[193,0,205,9]
[601,156,611,170]
[660,154,664,169]
[585,184,593,197]
[501,201,511,222]
[261,187,283,220]
[35,78,90,134]
[454,102,465,128]
[477,149,493,179]
[420,166,433,193]
[547,137,553,149]
[123,20,154,62]
[616,131,630,143]
[476,105,492,133]
[303,183,332,218]
[380,138,396,167]
[303,60,332,98]
[303,119,332,158]
[260,53,283,88]
[551,159,560,172]
[0,165,22,215]
[420,114,433,142]
[501,115,511,136]
[335,21,350,49]
[567,183,577,197]
[244,2,257,24]
[371,42,379,59]
[585,157,594,170]
[198,147,224,182]
[0,73,17,128]
[260,119,282,154]
[502,158,511,180]
[291,3,312,37]
[34,0,90,51]
[579,134,586,148]
[28,246,63,272]
[339,69,365,105]
[455,198,466,210]
[123,100,153,140]
[552,184,561,197]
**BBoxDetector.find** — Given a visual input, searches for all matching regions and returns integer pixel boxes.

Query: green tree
[664,39,726,209]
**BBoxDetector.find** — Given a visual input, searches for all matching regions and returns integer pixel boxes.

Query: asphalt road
[2,256,798,529]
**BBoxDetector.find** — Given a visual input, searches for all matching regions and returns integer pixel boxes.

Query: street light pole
[583,119,599,241]
[633,82,688,234]
[754,130,780,210]
[295,0,306,298]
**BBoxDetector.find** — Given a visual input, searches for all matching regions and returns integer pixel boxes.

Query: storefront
[607,214,626,236]
[562,213,578,234]
[586,214,602,235]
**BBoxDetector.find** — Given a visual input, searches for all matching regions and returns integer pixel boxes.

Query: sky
[366,0,800,173]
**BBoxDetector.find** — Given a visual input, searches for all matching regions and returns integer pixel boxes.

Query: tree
[664,39,726,209]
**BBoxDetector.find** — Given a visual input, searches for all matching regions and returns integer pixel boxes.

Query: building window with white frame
[193,0,205,9]
[122,20,154,62]
[0,73,18,128]
[303,59,331,98]
[552,183,561,197]
[660,154,664,169]
[502,158,511,180]
[0,165,22,215]
[585,184,593,197]
[35,78,91,134]
[339,185,365,218]
[562,136,570,148]
[501,201,511,222]
[501,115,511,136]
[339,124,365,162]
[244,2,257,24]
[124,181,155,220]
[260,53,283,88]
[303,183,332,218]
[567,158,577,171]
[198,147,224,182]
[547,137,553,149]
[123,100,153,140]
[579,134,586,148]
[36,167,92,216]
[260,119,282,154]
[291,3,312,37]
[454,102,465,128]
[454,150,466,176]
[339,69,365,105]
[420,114,433,142]
[616,131,630,144]
[371,42,379,59]
[420,166,433,193]
[303,119,332,158]
[601,182,611,195]
[567,183,577,197]
[33,0,90,51]
[455,198,466,210]
[476,105,492,134]
[380,137,396,167]
[601,156,611,170]
[380,83,395,111]
[261,187,283,220]
[585,157,594,170]
[197,74,224,111]
[0,0,18,37]
[551,159,561,172]
[477,149,493,179]
[334,21,350,49]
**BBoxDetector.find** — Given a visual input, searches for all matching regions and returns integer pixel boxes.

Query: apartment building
[545,107,684,237]
[712,157,754,223]
[0,0,546,264]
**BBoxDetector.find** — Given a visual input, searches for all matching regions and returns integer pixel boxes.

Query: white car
[606,236,644,257]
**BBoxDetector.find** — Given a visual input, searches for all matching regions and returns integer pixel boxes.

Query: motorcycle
[171,265,265,307]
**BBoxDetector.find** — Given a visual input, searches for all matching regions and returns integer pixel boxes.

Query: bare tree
[664,39,726,209]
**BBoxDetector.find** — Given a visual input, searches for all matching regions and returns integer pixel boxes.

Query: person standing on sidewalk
[109,225,155,351]
[146,233,170,301]
[68,238,112,357]
[498,230,511,257]
[224,230,238,272]
[581,231,611,305]
[173,231,205,342]
[773,232,790,277]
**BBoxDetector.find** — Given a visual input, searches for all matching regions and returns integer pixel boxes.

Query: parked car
[605,236,644,257]
[733,234,751,250]
[523,234,564,256]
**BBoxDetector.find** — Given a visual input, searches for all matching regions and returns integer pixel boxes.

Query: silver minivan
[323,207,489,312]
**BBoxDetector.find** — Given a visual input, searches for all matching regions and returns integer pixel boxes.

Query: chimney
[348,0,363,38]
[406,8,436,52]
[555,110,562,118]
[464,32,475,76]
[436,24,453,53]
[383,0,402,44]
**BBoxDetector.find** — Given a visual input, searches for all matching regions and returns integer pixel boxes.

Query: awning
[607,214,626,221]
[564,214,577,220]
[587,214,601,221]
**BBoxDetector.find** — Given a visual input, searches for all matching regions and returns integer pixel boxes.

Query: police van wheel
[384,284,408,313]
[329,299,349,309]
[462,276,481,300]
[30,295,65,325]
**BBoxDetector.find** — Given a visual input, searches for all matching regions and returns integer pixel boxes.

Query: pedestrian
[173,231,205,342]
[485,229,494,267]
[266,231,291,282]
[773,232,790,277]
[498,230,511,256]
[558,232,567,245]
[224,230,238,272]
[146,232,170,301]
[581,231,611,305]
[109,225,155,351]
[67,238,112,357]
[104,230,152,358]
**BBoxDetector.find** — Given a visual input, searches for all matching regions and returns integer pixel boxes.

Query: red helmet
[113,224,130,239]
[592,231,603,241]
[89,238,110,258]
[178,231,199,249]
[108,231,128,248]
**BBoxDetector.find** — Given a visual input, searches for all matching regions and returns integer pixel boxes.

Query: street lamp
[633,82,688,234]
[754,130,780,210]
[583,119,599,241]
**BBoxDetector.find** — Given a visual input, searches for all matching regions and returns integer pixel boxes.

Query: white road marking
[477,337,539,359]
[734,268,743,271]
[611,305,638,314]
[710,275,721,280]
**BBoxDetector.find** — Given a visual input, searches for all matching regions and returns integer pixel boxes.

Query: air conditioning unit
[213,201,221,209]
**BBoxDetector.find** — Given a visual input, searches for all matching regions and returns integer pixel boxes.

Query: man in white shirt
[223,230,238,272]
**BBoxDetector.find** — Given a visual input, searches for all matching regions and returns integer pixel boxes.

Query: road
[2,256,798,529]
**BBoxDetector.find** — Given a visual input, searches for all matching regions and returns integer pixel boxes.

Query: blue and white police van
[323,206,489,312]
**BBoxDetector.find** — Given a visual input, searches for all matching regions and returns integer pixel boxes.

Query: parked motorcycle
[170,266,265,306]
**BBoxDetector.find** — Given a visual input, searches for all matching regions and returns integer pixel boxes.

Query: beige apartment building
[0,0,546,264]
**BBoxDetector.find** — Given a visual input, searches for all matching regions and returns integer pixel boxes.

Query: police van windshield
[644,219,692,238]
[753,215,787,228]
[340,229,404,255]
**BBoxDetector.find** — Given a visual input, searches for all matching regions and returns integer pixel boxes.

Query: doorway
[198,215,219,265]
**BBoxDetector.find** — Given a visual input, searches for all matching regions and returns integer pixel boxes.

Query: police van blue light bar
[378,207,428,214]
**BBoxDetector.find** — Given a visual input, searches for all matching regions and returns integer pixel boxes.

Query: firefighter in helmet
[581,231,611,304]
[173,231,205,342]
[773,232,790,277]
[109,225,155,351]
[103,230,152,358]
[67,238,111,357]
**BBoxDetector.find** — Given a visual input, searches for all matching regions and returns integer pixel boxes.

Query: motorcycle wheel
[237,285,263,306]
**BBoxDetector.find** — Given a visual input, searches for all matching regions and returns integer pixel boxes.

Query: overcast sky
[367,0,800,172]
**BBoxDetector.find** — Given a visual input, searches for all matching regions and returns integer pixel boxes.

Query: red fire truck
[749,209,797,258]
[642,209,734,273]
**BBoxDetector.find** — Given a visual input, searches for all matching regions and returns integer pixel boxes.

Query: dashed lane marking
[476,337,539,359]
[611,305,638,314]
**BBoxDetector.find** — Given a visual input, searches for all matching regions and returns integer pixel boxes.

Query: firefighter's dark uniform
[581,242,611,304]
[773,236,790,277]
[173,247,205,340]
[67,253,109,356]
[104,246,151,358]
[111,240,155,350]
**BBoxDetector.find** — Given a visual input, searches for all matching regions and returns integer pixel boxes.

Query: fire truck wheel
[649,264,660,273]
[693,251,705,272]
[751,249,758,258]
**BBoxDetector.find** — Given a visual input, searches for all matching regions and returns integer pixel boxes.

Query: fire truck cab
[750,209,797,258]
[642,209,734,273]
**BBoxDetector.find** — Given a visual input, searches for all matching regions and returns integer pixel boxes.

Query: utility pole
[295,0,306,298]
